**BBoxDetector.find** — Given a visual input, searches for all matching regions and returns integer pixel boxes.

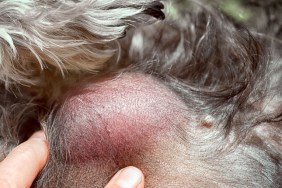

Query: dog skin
[0,0,281,187]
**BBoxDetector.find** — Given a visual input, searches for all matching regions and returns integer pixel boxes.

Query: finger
[0,131,49,188]
[105,166,145,188]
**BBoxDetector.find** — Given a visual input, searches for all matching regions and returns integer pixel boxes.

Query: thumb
[105,166,145,188]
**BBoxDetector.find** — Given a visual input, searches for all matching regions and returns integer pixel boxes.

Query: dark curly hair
[0,0,281,187]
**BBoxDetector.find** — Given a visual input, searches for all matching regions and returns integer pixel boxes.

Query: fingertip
[27,131,49,167]
[0,130,49,188]
[30,131,47,141]
[105,166,144,188]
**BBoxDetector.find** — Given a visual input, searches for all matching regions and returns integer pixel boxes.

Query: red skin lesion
[57,73,188,164]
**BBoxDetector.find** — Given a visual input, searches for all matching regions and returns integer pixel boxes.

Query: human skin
[0,131,145,188]
[0,1,281,187]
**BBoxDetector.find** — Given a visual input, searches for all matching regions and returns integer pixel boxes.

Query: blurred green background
[167,0,282,38]
[167,0,250,21]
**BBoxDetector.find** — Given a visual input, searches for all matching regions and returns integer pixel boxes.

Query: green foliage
[221,0,251,22]
[170,0,252,23]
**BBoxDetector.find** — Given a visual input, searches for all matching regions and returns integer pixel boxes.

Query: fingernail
[30,131,47,141]
[115,167,143,188]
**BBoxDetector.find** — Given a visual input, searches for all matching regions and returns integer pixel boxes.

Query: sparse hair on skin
[0,0,281,187]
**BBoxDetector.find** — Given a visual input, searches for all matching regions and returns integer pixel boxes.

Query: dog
[0,0,281,187]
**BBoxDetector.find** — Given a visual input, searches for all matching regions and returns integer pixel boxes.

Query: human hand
[0,131,49,187]
[105,166,145,188]
[0,131,145,188]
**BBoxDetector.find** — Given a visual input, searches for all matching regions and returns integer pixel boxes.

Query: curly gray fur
[0,0,281,187]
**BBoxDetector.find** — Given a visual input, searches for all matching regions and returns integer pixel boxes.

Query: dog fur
[0,0,281,187]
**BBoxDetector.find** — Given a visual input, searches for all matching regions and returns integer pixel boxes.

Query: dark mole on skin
[201,121,213,128]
